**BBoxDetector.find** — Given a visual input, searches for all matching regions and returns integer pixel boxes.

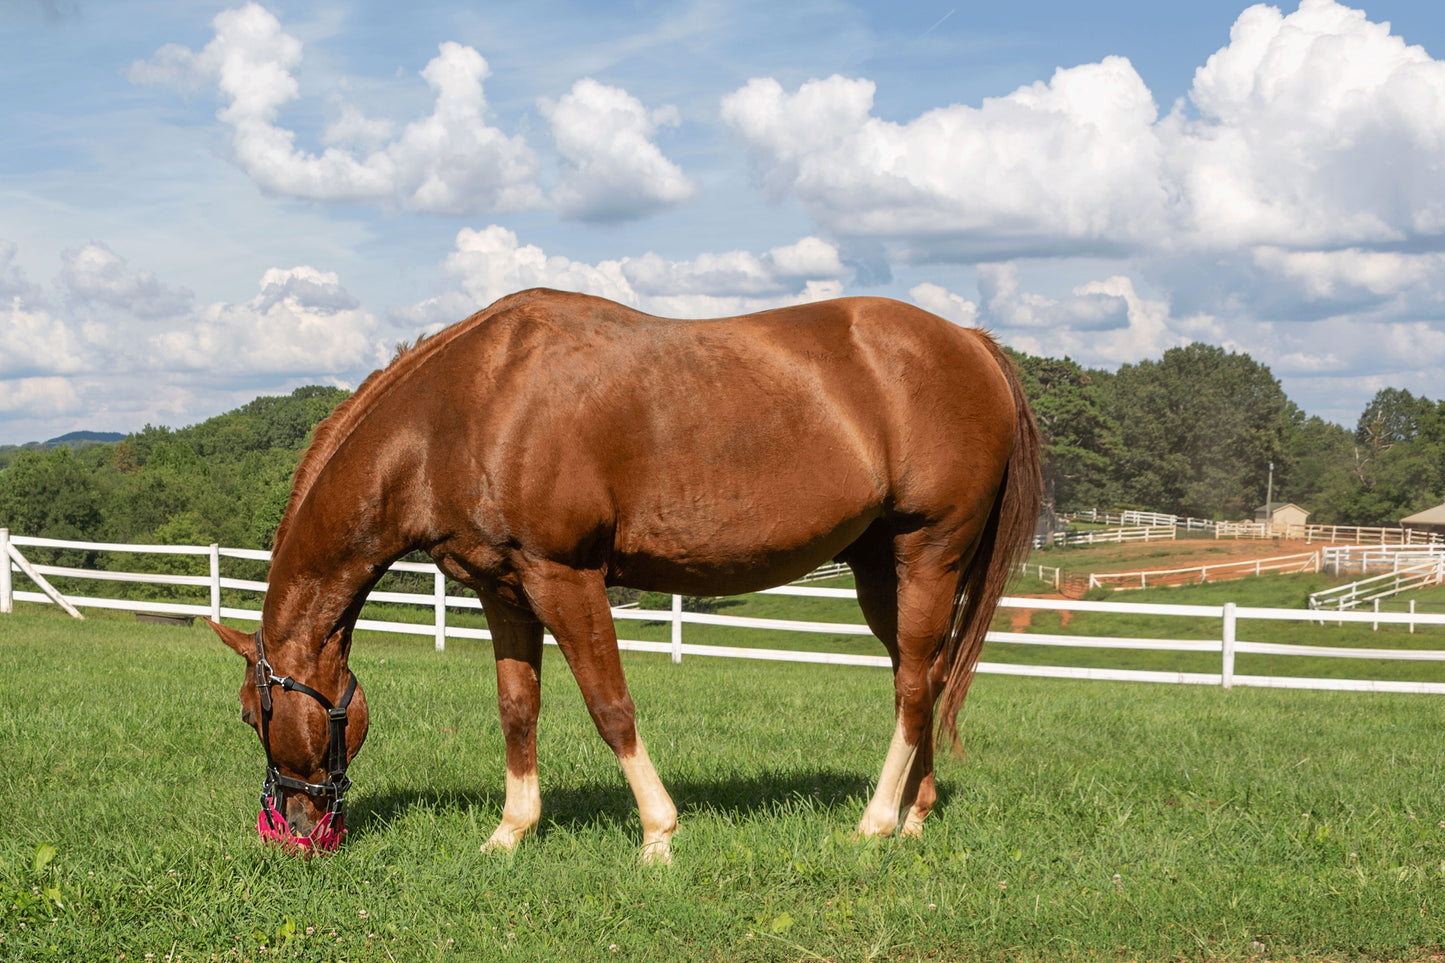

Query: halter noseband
[254,626,359,842]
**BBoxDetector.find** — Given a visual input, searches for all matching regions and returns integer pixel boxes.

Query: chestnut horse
[210,288,1040,861]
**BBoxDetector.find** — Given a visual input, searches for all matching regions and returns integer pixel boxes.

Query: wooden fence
[6,529,1445,694]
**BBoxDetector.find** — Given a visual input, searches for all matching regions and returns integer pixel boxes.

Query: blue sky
[2,0,1444,444]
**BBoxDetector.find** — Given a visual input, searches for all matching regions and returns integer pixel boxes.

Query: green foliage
[0,386,346,559]
[1008,350,1119,512]
[1107,343,1292,519]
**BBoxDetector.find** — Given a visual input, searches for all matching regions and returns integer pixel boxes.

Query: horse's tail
[935,333,1042,749]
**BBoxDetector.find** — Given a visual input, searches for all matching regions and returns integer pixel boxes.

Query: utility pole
[1267,461,1274,509]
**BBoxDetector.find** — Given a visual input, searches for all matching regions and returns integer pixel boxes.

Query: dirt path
[1007,536,1328,629]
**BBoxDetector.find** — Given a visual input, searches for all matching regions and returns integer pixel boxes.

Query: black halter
[254,627,359,830]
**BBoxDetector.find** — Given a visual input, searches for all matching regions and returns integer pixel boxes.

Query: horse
[209,287,1040,861]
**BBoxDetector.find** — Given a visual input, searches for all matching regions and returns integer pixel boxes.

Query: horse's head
[209,620,369,853]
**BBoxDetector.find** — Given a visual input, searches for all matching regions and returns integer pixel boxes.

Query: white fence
[1089,551,1320,592]
[1050,525,1177,547]
[1321,544,1445,576]
[5,529,1445,694]
[1067,509,1214,530]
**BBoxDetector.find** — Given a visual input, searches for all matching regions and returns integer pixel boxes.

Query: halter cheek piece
[253,627,359,839]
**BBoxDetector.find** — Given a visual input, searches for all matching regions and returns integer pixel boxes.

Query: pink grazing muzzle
[248,625,359,856]
[258,795,346,854]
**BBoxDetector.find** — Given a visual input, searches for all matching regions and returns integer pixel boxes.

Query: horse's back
[420,290,1017,592]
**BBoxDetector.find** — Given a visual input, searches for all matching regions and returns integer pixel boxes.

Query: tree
[1333,389,1445,524]
[1009,350,1119,512]
[0,447,104,565]
[1106,344,1292,519]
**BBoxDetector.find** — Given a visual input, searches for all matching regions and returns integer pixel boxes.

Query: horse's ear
[207,619,254,659]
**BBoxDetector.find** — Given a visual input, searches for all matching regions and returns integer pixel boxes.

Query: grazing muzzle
[252,628,358,854]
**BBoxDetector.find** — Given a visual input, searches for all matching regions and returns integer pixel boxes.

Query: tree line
[1011,343,1444,525]
[0,344,1442,560]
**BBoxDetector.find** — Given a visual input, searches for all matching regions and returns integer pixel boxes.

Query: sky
[2,0,1444,445]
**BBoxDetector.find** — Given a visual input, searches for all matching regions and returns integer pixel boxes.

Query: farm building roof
[1400,503,1445,525]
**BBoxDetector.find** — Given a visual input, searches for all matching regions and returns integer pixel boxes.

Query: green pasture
[2,602,1445,962]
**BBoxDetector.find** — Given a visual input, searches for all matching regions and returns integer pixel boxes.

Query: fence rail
[1051,525,1177,547]
[1089,551,1320,592]
[5,529,1445,694]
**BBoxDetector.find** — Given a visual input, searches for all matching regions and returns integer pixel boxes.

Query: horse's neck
[263,508,414,656]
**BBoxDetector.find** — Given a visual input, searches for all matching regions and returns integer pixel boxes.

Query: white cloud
[977,263,1128,331]
[0,299,91,376]
[0,241,38,302]
[721,60,1170,255]
[129,4,541,214]
[0,377,82,416]
[417,225,849,323]
[917,269,1190,367]
[1174,0,1445,248]
[908,282,977,326]
[61,242,193,319]
[1251,247,1445,301]
[151,266,386,374]
[722,0,1445,259]
[542,78,695,223]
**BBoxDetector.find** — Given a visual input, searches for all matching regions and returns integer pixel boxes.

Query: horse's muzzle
[257,795,346,854]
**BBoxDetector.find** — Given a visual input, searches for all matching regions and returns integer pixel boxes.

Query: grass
[3,607,1445,961]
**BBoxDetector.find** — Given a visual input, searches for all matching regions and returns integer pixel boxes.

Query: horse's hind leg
[898,654,950,837]
[477,591,545,852]
[853,537,960,839]
[522,563,678,863]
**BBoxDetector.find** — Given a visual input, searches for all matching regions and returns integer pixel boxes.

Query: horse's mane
[270,291,537,556]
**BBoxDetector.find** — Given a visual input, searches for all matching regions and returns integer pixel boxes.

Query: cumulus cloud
[721,59,1169,256]
[722,0,1445,260]
[1174,0,1445,249]
[408,225,849,325]
[916,269,1191,367]
[150,266,386,374]
[908,282,978,326]
[976,263,1128,331]
[0,377,82,417]
[129,3,541,213]
[542,78,696,223]
[61,242,193,319]
[0,300,91,377]
[1251,247,1445,303]
[0,241,39,302]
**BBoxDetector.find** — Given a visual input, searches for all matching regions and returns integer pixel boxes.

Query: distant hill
[46,431,126,446]
[0,429,128,471]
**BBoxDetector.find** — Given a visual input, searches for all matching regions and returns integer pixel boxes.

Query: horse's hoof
[855,811,898,839]
[640,839,672,865]
[481,825,527,854]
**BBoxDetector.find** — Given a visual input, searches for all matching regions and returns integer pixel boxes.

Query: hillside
[0,385,347,551]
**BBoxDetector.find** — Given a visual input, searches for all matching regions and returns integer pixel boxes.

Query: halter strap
[254,626,358,828]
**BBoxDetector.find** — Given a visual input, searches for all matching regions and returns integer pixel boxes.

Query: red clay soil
[1007,537,1325,630]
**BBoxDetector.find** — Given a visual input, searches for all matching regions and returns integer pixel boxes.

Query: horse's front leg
[522,563,678,863]
[478,592,544,852]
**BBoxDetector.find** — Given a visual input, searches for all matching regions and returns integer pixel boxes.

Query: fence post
[0,529,10,614]
[1411,599,1417,634]
[1373,598,1379,632]
[209,543,222,622]
[671,594,683,664]
[0,528,10,615]
[1221,602,1236,689]
[434,569,447,651]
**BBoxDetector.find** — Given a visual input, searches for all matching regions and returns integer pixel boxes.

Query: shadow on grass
[346,767,948,838]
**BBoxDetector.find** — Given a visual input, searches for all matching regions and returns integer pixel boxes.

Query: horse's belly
[607,482,880,596]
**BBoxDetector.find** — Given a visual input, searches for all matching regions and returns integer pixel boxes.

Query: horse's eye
[242,709,256,726]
